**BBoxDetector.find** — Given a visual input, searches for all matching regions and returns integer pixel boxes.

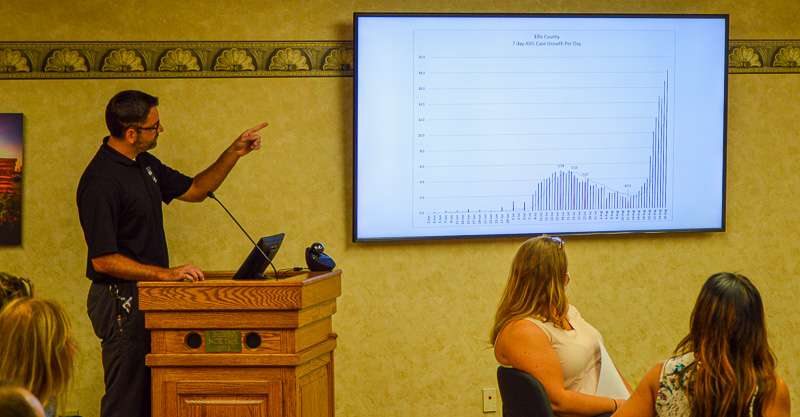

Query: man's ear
[123,127,137,144]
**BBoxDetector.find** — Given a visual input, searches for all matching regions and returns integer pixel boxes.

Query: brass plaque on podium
[205,330,242,353]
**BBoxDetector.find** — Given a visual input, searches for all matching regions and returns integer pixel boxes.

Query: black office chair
[497,366,614,417]
[497,366,554,417]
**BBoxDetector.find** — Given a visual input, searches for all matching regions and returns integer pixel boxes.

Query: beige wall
[1,1,799,416]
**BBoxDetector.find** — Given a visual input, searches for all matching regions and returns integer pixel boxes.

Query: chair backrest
[497,366,555,417]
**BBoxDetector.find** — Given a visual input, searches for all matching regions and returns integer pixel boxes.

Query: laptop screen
[232,233,285,280]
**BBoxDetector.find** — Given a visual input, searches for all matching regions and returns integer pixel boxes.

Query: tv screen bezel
[353,12,729,242]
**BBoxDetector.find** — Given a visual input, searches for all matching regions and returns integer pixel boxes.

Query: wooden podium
[138,270,340,417]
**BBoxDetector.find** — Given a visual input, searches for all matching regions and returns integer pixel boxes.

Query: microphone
[207,191,278,277]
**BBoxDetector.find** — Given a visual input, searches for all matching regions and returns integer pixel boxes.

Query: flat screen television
[232,233,285,280]
[354,13,728,241]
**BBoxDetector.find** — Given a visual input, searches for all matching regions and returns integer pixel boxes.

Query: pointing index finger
[245,122,269,135]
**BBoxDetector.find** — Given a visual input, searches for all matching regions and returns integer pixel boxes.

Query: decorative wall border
[0,40,798,79]
[0,41,353,79]
[728,40,800,73]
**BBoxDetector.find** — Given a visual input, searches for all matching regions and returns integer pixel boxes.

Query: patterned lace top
[655,353,694,417]
[655,352,757,417]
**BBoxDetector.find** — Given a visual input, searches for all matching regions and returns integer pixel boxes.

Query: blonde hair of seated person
[490,235,569,343]
[0,298,76,415]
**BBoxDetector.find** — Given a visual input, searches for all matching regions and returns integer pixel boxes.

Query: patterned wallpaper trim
[0,41,353,79]
[0,40,797,79]
[728,40,800,73]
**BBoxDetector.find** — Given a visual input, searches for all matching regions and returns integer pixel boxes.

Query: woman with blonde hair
[491,236,629,416]
[0,297,77,417]
[613,272,790,417]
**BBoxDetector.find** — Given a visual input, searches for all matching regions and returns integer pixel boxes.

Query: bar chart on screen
[411,28,676,229]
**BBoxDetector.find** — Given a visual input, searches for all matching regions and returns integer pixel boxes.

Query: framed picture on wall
[0,113,23,246]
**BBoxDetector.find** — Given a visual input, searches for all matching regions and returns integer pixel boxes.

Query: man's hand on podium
[162,264,205,282]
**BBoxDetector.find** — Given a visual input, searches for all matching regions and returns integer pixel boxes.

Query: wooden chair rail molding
[1,39,799,79]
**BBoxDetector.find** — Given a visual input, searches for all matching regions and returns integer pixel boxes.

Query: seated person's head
[0,384,46,417]
[681,272,771,359]
[0,298,76,413]
[678,272,777,414]
[0,273,32,311]
[492,236,569,342]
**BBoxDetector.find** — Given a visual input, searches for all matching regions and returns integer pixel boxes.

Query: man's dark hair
[0,385,39,417]
[105,90,159,138]
[0,273,32,312]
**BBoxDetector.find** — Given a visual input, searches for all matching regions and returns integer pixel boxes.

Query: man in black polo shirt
[77,90,267,417]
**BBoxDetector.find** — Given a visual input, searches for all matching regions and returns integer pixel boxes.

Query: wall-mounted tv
[354,13,728,241]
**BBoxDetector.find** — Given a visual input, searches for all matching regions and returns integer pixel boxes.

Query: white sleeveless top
[524,304,602,394]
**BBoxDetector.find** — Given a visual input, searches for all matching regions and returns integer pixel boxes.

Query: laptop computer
[231,233,285,280]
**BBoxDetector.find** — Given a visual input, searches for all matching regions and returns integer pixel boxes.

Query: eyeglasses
[544,236,565,248]
[133,120,161,132]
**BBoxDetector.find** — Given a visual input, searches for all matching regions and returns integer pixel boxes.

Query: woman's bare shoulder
[495,318,550,363]
[499,318,548,341]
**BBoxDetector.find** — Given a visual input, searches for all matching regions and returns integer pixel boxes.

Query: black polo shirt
[77,137,193,283]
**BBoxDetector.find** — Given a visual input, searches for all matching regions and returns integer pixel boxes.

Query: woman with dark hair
[491,236,630,416]
[614,272,790,417]
[0,271,33,310]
